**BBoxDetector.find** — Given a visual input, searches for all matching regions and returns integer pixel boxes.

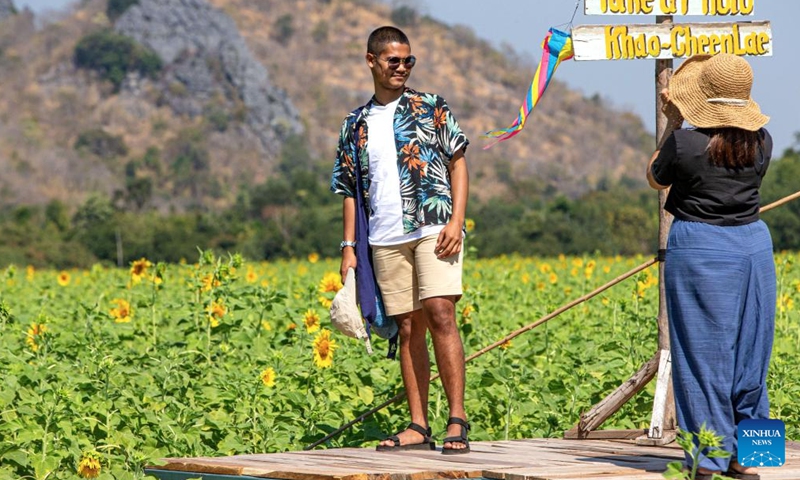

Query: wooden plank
[572,21,772,61]
[148,439,800,480]
[568,353,660,438]
[564,429,648,440]
[585,0,756,16]
[146,470,265,480]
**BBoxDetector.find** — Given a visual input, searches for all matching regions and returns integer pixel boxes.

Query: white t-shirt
[366,99,443,246]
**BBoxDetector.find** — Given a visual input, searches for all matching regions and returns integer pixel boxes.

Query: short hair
[367,26,410,55]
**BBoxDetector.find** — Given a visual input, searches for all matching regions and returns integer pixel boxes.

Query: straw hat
[670,53,769,131]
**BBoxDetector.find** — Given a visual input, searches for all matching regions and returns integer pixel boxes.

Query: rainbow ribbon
[484,28,574,148]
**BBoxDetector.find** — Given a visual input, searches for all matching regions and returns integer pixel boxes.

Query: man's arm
[340,197,357,281]
[436,149,468,259]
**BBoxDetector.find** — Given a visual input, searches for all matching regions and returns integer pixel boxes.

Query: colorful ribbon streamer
[484,28,574,149]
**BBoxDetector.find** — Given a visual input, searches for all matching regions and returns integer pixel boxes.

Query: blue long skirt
[665,219,776,471]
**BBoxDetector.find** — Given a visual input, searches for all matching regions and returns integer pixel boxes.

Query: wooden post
[637,14,677,445]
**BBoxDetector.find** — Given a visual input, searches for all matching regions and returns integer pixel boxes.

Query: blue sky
[15,0,799,154]
[421,0,797,155]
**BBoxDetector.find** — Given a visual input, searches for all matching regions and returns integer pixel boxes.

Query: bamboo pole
[762,190,800,213]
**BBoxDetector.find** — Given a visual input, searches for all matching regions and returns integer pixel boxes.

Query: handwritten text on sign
[572,21,771,60]
[585,0,754,15]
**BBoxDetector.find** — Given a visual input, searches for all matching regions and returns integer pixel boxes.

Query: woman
[647,53,774,480]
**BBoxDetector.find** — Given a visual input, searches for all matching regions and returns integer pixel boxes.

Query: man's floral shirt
[330,88,469,234]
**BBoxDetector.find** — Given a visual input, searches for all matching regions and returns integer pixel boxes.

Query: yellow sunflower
[130,258,152,283]
[200,273,220,292]
[313,329,336,368]
[57,271,71,287]
[207,301,226,328]
[109,299,132,323]
[245,268,258,283]
[308,252,320,264]
[465,218,476,233]
[77,451,101,479]
[303,309,320,333]
[260,367,276,387]
[25,323,47,352]
[779,294,794,313]
[26,265,35,281]
[318,296,333,309]
[318,272,343,294]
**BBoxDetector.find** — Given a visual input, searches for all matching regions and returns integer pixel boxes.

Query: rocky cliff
[114,0,302,155]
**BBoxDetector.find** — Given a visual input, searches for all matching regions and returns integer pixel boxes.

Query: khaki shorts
[371,234,463,316]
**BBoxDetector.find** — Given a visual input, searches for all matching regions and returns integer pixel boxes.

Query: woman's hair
[707,128,764,169]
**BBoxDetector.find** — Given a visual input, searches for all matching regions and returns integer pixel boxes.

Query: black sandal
[375,422,435,451]
[441,417,470,455]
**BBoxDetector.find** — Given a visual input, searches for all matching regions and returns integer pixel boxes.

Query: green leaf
[1,450,28,467]
[662,461,688,479]
[358,386,374,405]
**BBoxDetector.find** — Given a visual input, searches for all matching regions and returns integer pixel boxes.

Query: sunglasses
[375,55,417,69]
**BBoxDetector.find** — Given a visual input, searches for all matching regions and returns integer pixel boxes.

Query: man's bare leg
[377,310,431,447]
[423,296,467,451]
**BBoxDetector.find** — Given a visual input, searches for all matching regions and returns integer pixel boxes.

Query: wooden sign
[585,0,755,16]
[572,21,771,60]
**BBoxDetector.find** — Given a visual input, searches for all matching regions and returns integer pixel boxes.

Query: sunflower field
[1,250,798,479]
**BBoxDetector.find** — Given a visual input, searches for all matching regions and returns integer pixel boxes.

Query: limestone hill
[0,0,652,211]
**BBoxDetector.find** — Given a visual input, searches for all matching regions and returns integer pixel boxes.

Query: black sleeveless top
[650,128,772,226]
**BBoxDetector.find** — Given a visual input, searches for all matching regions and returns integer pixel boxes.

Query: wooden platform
[146,438,800,480]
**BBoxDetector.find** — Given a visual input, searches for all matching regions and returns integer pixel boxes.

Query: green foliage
[0,205,97,268]
[167,128,213,202]
[390,6,418,27]
[106,0,139,21]
[74,29,162,91]
[663,425,733,479]
[74,128,128,160]
[1,250,798,478]
[761,150,800,250]
[469,181,659,257]
[273,14,294,45]
[0,140,798,267]
[204,106,230,132]
[44,200,70,232]
[124,177,153,210]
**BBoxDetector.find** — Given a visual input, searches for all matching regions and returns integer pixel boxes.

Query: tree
[74,30,162,91]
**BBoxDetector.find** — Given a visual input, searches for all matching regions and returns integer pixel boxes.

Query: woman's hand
[660,88,684,129]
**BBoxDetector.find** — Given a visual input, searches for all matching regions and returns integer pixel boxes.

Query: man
[330,26,470,454]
